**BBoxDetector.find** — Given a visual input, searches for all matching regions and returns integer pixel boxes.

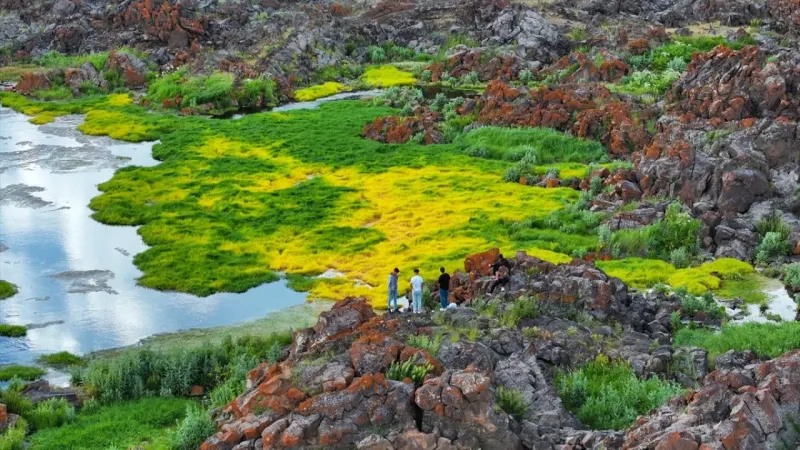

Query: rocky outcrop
[361,109,444,145]
[623,349,800,449]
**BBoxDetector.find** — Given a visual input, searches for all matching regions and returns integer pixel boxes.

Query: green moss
[0,324,27,337]
[37,351,85,368]
[674,322,800,359]
[0,365,45,381]
[284,273,319,292]
[28,397,194,450]
[667,258,754,295]
[716,273,769,304]
[0,280,18,299]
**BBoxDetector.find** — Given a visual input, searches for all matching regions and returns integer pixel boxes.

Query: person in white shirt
[410,269,424,313]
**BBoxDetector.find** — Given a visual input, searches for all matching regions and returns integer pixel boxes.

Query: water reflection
[0,107,306,365]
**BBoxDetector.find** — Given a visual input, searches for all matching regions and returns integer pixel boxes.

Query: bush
[674,322,800,359]
[616,69,681,96]
[495,386,528,420]
[555,355,684,430]
[173,404,216,450]
[783,263,800,291]
[669,247,690,268]
[755,231,789,265]
[368,46,387,63]
[756,213,791,241]
[679,291,726,320]
[500,297,539,328]
[386,361,433,383]
[0,324,26,337]
[0,280,18,299]
[406,333,444,357]
[29,398,76,430]
[646,203,700,259]
[0,418,28,450]
[519,69,532,84]
[0,365,45,381]
[0,388,34,416]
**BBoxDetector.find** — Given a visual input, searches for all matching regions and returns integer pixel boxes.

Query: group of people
[386,254,512,313]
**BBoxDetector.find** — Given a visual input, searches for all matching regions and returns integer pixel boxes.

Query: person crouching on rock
[489,254,511,294]
[388,267,400,312]
[410,269,424,314]
[438,267,451,311]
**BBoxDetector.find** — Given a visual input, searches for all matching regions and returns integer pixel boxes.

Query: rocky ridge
[200,251,800,450]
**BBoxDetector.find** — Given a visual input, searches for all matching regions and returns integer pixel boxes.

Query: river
[0,106,307,366]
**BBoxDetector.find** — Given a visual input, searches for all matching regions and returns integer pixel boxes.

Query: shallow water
[0,107,307,366]
[732,287,797,324]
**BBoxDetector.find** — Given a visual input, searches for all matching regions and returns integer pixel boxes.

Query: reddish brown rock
[464,248,500,276]
[15,72,52,95]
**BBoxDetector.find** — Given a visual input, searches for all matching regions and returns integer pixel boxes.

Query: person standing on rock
[438,267,451,310]
[410,269,424,314]
[489,254,511,294]
[387,268,400,312]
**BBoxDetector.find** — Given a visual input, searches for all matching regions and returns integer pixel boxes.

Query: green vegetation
[629,35,754,72]
[407,333,444,357]
[385,360,433,383]
[360,65,416,87]
[495,386,528,420]
[74,332,290,404]
[458,126,607,164]
[784,263,800,291]
[677,291,726,320]
[555,355,685,430]
[147,69,276,112]
[0,280,17,299]
[28,397,193,450]
[28,398,76,430]
[674,322,800,359]
[0,418,27,450]
[716,273,769,304]
[35,50,110,71]
[0,365,45,381]
[37,351,84,368]
[755,231,790,265]
[0,324,27,338]
[613,69,681,96]
[173,404,216,450]
[500,297,540,328]
[597,258,674,288]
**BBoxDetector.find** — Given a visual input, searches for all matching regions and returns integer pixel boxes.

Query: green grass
[35,50,109,71]
[0,417,27,450]
[37,351,85,368]
[0,324,27,337]
[495,386,528,421]
[28,397,194,450]
[674,322,800,359]
[456,126,607,164]
[147,69,276,112]
[0,365,45,381]
[555,355,685,430]
[597,258,673,288]
[0,280,18,299]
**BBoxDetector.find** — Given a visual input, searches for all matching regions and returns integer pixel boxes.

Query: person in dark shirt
[489,254,511,294]
[438,267,451,310]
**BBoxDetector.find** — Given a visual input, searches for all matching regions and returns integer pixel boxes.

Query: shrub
[755,232,789,265]
[29,398,76,430]
[783,263,800,291]
[0,280,18,299]
[646,203,700,259]
[679,291,726,320]
[0,324,26,337]
[669,247,690,268]
[519,69,532,84]
[0,418,27,450]
[0,388,34,416]
[495,386,528,420]
[555,355,684,430]
[667,57,688,72]
[500,297,539,328]
[173,404,216,450]
[463,71,479,85]
[406,333,444,357]
[616,69,681,96]
[674,322,800,359]
[419,70,432,82]
[368,46,387,63]
[756,213,791,241]
[0,365,45,381]
[386,361,433,383]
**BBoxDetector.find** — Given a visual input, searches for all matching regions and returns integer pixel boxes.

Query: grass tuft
[0,280,18,299]
[674,322,800,359]
[0,365,45,381]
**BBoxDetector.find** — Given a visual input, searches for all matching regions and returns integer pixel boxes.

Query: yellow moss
[667,258,754,295]
[361,66,417,88]
[527,248,573,264]
[29,112,60,124]
[106,93,133,107]
[597,258,674,288]
[79,110,154,141]
[293,82,350,101]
